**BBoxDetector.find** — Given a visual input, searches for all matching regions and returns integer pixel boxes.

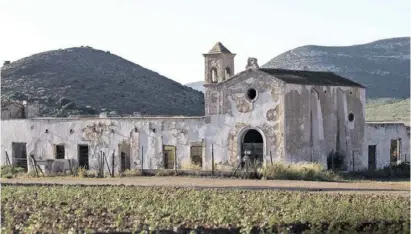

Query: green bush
[1,166,26,178]
[259,163,340,181]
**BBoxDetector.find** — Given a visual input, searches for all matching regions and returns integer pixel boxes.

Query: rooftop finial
[246,57,259,69]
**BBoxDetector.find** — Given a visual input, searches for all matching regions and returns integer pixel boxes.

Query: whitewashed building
[1,42,409,174]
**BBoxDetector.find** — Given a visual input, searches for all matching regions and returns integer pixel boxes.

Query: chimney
[245,57,259,69]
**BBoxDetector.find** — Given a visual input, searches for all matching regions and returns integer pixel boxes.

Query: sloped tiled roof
[260,68,365,88]
[208,42,232,54]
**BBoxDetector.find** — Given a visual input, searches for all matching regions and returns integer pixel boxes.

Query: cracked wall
[1,117,207,174]
[203,69,286,168]
[284,84,366,170]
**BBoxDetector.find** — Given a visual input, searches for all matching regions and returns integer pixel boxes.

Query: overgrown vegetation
[1,166,26,179]
[1,185,409,233]
[259,163,339,181]
[343,162,410,180]
[3,161,410,182]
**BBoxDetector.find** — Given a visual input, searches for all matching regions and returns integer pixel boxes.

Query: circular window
[348,113,354,122]
[246,88,257,101]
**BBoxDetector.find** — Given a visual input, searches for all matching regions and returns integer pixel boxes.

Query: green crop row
[1,185,410,233]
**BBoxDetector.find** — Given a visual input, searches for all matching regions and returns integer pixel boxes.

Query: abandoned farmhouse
[1,42,409,174]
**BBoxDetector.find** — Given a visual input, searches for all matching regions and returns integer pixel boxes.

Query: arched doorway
[241,129,264,167]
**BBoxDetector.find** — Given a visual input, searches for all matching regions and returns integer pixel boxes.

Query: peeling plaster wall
[366,123,410,169]
[284,84,366,170]
[203,69,286,169]
[1,117,206,173]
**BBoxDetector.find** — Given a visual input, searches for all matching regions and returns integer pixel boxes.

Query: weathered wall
[203,69,286,168]
[1,117,207,173]
[284,84,366,170]
[366,122,410,169]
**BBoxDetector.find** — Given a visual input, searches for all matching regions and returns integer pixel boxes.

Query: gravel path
[2,177,409,195]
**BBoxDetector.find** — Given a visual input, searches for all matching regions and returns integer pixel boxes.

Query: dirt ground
[1,177,409,195]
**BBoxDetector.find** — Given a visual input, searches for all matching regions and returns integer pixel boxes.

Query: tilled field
[1,184,410,233]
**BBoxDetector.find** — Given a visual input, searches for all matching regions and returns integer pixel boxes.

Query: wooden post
[269,151,273,166]
[111,151,115,177]
[352,151,355,171]
[174,147,177,174]
[5,151,11,166]
[211,144,214,176]
[30,154,39,177]
[141,146,144,175]
[103,152,112,177]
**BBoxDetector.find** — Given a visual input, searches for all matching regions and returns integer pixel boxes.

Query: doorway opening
[390,139,401,164]
[118,141,131,172]
[12,142,28,171]
[368,145,376,170]
[241,129,264,168]
[163,145,176,169]
[78,144,89,169]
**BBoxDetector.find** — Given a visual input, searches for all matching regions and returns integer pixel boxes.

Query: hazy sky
[0,0,409,84]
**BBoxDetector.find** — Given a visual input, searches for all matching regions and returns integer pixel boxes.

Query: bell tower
[203,42,235,84]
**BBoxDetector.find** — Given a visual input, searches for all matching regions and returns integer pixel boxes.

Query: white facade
[1,42,409,174]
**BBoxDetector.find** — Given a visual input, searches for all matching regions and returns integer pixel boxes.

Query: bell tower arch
[203,42,235,84]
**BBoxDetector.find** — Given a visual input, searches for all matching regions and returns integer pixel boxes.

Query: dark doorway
[390,139,401,163]
[163,145,176,169]
[118,141,131,172]
[12,142,28,171]
[241,129,264,167]
[78,144,89,169]
[368,145,376,170]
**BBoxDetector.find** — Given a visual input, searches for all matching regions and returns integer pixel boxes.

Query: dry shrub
[123,169,142,177]
[259,162,339,181]
[180,161,202,170]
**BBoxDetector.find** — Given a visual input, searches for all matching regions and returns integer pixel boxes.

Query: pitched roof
[208,42,232,54]
[260,68,365,88]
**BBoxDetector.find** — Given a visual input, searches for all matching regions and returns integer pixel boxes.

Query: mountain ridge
[1,46,205,117]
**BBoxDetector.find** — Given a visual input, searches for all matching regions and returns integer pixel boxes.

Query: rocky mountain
[1,46,205,117]
[186,37,410,99]
[185,81,205,93]
[263,37,410,99]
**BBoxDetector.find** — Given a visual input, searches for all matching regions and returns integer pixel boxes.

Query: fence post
[111,151,115,177]
[211,143,214,176]
[141,146,144,175]
[352,151,355,171]
[270,151,273,165]
[174,147,178,174]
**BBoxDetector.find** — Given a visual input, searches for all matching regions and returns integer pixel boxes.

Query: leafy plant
[1,185,409,233]
[1,166,26,179]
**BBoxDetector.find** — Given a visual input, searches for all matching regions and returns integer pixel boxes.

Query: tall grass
[259,162,339,181]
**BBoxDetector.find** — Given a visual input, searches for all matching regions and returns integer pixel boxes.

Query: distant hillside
[1,47,205,117]
[263,37,410,99]
[365,98,410,125]
[185,81,205,93]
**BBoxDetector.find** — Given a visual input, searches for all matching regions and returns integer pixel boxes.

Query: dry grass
[259,162,339,181]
